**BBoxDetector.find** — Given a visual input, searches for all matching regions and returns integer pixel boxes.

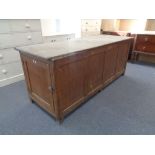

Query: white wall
[41,19,81,38]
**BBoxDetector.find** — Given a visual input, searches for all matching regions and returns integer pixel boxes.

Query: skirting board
[0,74,24,87]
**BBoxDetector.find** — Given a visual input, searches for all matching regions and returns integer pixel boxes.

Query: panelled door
[21,56,55,113]
[103,44,118,84]
[86,47,105,95]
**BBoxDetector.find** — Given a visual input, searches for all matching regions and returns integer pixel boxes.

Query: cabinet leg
[28,96,35,103]
[122,72,125,76]
[58,116,64,124]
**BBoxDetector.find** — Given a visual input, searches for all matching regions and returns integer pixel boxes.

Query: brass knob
[144,37,148,41]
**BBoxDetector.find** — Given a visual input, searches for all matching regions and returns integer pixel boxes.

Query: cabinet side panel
[20,54,55,115]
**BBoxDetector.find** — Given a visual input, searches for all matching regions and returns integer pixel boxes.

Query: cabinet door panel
[116,42,129,74]
[103,45,118,83]
[54,54,87,111]
[86,48,104,95]
[23,57,54,112]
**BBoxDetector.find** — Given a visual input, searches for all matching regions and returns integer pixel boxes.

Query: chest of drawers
[0,19,43,87]
[135,34,155,53]
[132,34,155,62]
[81,20,101,37]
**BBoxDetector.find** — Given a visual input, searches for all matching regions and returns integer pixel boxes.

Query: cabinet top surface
[16,35,131,60]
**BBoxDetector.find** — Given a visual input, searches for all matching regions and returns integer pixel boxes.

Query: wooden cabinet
[132,34,155,62]
[116,42,129,74]
[18,38,131,121]
[103,45,118,84]
[21,56,55,114]
[54,52,87,114]
[86,47,105,96]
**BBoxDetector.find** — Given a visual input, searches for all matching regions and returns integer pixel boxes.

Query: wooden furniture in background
[132,34,155,62]
[101,30,135,59]
[16,36,131,121]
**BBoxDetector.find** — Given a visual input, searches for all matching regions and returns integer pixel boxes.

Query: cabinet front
[54,52,88,112]
[116,42,129,74]
[86,47,105,95]
[103,45,118,84]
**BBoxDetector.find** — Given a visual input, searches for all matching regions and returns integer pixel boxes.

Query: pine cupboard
[16,35,132,121]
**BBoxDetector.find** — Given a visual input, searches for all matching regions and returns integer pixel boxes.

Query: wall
[101,19,153,32]
[145,19,155,31]
[101,19,120,31]
[119,19,147,32]
[40,19,81,38]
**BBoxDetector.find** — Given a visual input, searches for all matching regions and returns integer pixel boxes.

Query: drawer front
[0,61,23,80]
[43,34,75,43]
[0,48,20,64]
[82,26,100,32]
[13,32,33,46]
[136,35,155,44]
[0,20,10,34]
[28,20,41,32]
[10,19,41,32]
[10,19,30,32]
[31,32,43,44]
[0,34,14,49]
[64,34,75,40]
[135,43,155,53]
[0,32,42,48]
[81,20,101,27]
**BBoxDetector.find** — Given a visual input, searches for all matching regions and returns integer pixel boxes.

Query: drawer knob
[25,23,30,28]
[0,54,3,59]
[2,69,7,74]
[144,38,148,41]
[143,46,146,50]
[27,35,32,40]
[32,60,37,64]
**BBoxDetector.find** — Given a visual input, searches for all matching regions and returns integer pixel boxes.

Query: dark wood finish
[101,30,135,60]
[19,40,131,121]
[101,30,131,36]
[132,34,155,62]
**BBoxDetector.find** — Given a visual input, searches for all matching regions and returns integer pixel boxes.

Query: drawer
[135,43,155,53]
[64,34,75,40]
[0,34,14,49]
[10,19,30,32]
[0,61,23,80]
[0,48,20,64]
[31,32,43,44]
[136,35,155,44]
[0,20,10,34]
[28,20,41,32]
[82,26,100,32]
[81,20,101,27]
[13,32,33,46]
[43,34,75,43]
[10,19,41,32]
